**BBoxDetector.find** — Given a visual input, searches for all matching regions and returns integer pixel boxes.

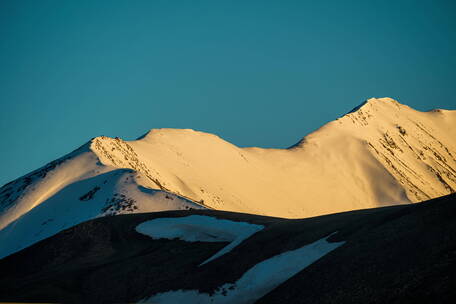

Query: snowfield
[0,97,455,258]
[140,233,344,304]
[136,215,264,265]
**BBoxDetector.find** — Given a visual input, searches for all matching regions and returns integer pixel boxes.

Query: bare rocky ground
[0,193,455,303]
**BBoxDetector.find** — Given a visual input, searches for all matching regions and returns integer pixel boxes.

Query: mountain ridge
[0,97,455,259]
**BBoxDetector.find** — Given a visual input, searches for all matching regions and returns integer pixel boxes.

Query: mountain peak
[1,96,455,262]
[347,97,400,114]
[136,128,200,140]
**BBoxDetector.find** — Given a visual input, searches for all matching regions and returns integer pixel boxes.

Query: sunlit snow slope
[0,97,455,258]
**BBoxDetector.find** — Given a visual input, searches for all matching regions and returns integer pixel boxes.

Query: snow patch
[136,215,264,265]
[139,233,344,304]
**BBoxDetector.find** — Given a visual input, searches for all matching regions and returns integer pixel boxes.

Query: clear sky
[1,0,455,185]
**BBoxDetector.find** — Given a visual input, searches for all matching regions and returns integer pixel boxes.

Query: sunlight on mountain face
[0,98,455,259]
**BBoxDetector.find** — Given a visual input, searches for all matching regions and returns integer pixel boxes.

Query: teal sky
[1,0,455,185]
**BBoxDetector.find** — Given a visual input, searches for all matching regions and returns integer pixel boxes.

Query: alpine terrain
[1,194,455,303]
[0,97,455,259]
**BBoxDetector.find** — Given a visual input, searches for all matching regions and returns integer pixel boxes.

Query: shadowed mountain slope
[0,193,454,303]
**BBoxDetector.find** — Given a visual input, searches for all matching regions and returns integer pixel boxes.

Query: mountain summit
[0,98,455,258]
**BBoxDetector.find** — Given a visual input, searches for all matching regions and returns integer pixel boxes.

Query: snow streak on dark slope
[0,194,454,303]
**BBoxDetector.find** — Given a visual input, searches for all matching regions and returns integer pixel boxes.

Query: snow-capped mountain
[0,97,455,258]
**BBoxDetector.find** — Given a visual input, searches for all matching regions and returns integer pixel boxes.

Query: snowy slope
[0,143,205,258]
[89,97,456,217]
[0,97,455,258]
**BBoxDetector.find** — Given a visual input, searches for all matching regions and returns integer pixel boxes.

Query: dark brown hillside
[0,194,455,304]
[257,194,456,304]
